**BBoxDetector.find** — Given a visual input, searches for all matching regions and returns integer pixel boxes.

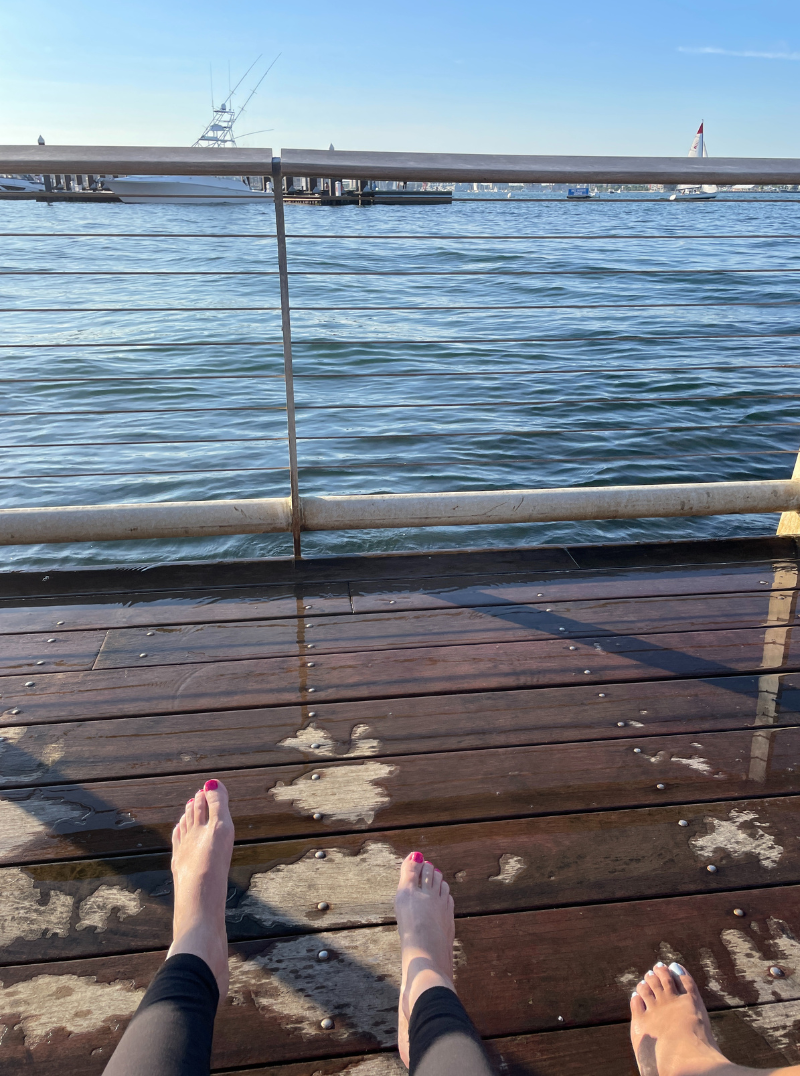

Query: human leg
[395,853,493,1076]
[103,779,234,1076]
[631,961,800,1076]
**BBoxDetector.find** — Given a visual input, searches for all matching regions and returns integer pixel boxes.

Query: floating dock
[1,533,799,1074]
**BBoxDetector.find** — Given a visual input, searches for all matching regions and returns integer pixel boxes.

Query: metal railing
[3,145,800,553]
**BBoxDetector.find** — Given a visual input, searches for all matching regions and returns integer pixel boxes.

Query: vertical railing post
[272,156,302,558]
[777,448,800,535]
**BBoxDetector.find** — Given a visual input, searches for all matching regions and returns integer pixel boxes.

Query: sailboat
[110,58,277,205]
[669,122,718,201]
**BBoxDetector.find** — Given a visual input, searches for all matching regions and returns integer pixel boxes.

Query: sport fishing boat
[0,175,45,193]
[109,59,276,205]
[669,122,718,201]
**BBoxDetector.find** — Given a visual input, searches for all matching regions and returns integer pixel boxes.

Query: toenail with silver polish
[315,850,326,859]
[317,951,329,961]
[321,1018,334,1029]
[770,966,785,978]
[655,962,665,968]
[317,901,329,910]
[668,963,685,976]
[707,865,717,872]
[733,908,745,917]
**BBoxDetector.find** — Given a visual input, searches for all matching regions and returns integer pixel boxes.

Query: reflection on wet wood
[2,729,800,864]
[5,626,800,722]
[0,586,352,635]
[1,887,799,1074]
[5,673,798,780]
[351,561,799,613]
[2,797,800,965]
[0,630,105,676]
[90,590,800,670]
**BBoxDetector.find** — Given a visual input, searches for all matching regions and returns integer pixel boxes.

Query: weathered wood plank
[3,626,799,724]
[0,586,352,635]
[0,630,106,677]
[351,561,798,614]
[0,545,577,600]
[1,887,799,1073]
[5,672,797,782]
[229,1004,800,1076]
[91,590,800,671]
[2,728,800,864]
[3,797,799,965]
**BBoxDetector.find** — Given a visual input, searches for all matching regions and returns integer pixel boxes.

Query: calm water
[2,192,800,569]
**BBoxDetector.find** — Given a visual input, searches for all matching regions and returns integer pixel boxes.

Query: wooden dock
[2,533,800,1074]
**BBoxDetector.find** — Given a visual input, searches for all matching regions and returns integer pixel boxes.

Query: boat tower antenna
[193,54,279,149]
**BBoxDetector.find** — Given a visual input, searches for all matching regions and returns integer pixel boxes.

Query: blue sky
[1,0,798,154]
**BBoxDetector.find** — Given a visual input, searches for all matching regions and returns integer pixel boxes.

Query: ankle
[407,968,455,1014]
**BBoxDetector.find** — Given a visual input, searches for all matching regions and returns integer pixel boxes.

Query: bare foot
[168,779,235,998]
[395,853,456,1068]
[631,962,735,1076]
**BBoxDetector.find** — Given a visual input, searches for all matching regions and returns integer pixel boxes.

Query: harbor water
[2,192,799,569]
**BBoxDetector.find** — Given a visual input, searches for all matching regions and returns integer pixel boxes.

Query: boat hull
[108,175,271,204]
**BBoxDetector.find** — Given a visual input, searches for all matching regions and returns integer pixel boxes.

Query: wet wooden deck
[2,534,800,1074]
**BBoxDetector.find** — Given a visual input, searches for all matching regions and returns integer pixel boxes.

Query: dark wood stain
[1,537,799,1074]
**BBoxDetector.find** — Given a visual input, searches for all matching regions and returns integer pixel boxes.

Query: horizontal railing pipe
[2,147,800,185]
[0,481,797,545]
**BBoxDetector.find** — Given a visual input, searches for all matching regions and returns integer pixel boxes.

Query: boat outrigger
[110,58,278,204]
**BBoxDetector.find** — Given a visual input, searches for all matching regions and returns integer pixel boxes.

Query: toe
[172,822,181,850]
[440,879,450,900]
[432,868,443,895]
[195,789,209,825]
[185,798,196,828]
[669,963,699,999]
[399,851,424,888]
[203,778,229,821]
[653,962,677,995]
[447,894,454,915]
[421,861,435,889]
[645,968,664,996]
[179,809,189,838]
[630,992,646,1018]
[636,980,656,1008]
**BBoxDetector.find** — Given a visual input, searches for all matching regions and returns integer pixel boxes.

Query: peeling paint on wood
[77,886,144,933]
[228,843,402,930]
[488,854,526,885]
[269,762,398,826]
[228,926,401,1045]
[690,809,784,870]
[0,793,90,861]
[0,971,144,1047]
[277,724,381,759]
[0,867,72,945]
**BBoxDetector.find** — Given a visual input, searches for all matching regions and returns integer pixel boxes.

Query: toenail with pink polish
[410,852,424,862]
[204,779,219,791]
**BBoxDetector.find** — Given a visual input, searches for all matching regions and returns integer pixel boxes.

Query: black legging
[103,957,493,1076]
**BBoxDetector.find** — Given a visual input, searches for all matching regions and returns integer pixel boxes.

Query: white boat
[109,59,277,205]
[669,122,718,201]
[0,175,45,193]
[110,173,266,204]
